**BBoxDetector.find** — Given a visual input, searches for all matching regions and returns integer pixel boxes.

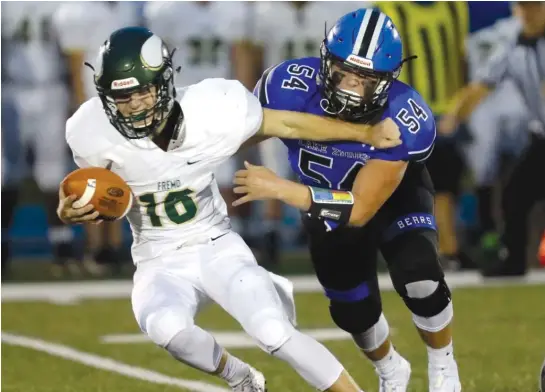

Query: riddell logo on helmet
[346,55,373,69]
[111,77,140,90]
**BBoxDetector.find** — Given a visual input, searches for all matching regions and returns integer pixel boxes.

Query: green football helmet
[93,26,177,139]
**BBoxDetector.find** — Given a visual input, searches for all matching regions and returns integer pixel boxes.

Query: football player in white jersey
[144,1,259,240]
[57,27,400,392]
[463,16,529,251]
[1,1,76,276]
[53,1,141,277]
[253,1,366,265]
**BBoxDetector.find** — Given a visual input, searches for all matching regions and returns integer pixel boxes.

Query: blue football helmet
[319,8,404,122]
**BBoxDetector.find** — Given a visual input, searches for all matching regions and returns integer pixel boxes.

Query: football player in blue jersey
[234,9,461,392]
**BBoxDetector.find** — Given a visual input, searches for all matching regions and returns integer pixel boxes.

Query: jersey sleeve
[253,58,320,111]
[195,79,263,159]
[370,85,436,163]
[65,99,115,169]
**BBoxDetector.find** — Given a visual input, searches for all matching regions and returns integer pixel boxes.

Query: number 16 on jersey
[139,189,198,227]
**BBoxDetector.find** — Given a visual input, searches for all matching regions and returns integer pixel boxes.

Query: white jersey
[66,79,263,263]
[254,2,360,69]
[53,2,139,100]
[1,1,65,85]
[144,2,250,87]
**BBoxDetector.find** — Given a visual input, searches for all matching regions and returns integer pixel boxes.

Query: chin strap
[166,104,186,151]
[167,120,186,151]
[319,97,348,116]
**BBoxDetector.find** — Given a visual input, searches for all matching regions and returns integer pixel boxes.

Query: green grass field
[2,278,545,392]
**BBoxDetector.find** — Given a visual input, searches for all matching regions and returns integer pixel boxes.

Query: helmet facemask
[318,43,398,123]
[96,51,177,140]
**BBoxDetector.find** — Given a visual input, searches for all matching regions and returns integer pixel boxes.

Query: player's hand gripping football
[57,186,102,225]
[232,161,283,206]
[369,118,402,148]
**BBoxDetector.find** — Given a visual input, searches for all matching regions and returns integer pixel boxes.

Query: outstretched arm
[233,159,407,227]
[243,110,402,149]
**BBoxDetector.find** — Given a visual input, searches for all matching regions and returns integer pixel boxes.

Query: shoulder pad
[66,98,122,160]
[188,78,247,107]
[254,57,321,111]
[181,78,257,133]
[371,82,436,162]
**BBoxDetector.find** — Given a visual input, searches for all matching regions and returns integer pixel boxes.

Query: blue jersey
[254,57,436,191]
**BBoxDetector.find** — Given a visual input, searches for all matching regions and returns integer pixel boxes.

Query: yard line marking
[2,270,545,302]
[101,328,396,346]
[102,328,353,346]
[1,332,229,392]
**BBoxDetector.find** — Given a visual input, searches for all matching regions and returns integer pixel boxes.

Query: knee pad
[247,307,295,353]
[402,279,453,332]
[329,294,382,334]
[387,231,445,309]
[225,264,295,353]
[386,231,452,327]
[140,306,194,348]
[402,279,452,318]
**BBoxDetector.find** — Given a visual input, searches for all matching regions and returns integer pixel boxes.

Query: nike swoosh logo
[187,160,201,165]
[211,233,229,241]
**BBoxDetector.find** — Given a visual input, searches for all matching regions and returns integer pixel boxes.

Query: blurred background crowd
[1,1,544,282]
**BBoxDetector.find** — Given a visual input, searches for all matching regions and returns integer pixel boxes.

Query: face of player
[514,2,545,37]
[114,85,158,128]
[330,63,379,101]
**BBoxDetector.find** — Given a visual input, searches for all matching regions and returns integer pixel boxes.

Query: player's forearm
[275,184,382,228]
[448,82,491,122]
[274,178,312,212]
[262,108,371,143]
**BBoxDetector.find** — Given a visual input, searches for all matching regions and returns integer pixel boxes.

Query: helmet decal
[140,34,164,70]
[94,41,108,81]
[111,77,140,90]
[352,10,387,59]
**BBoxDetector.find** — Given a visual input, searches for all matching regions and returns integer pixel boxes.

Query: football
[61,167,133,220]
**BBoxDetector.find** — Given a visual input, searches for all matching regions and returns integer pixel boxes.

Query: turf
[2,285,544,391]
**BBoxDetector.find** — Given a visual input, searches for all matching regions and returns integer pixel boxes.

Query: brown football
[61,167,133,220]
